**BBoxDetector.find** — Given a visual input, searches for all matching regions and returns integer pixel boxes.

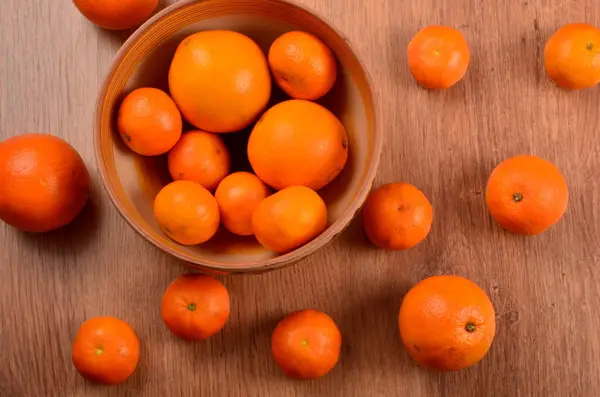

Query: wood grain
[0,0,599,396]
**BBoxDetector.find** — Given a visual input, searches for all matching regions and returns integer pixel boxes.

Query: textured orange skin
[248,100,348,191]
[167,131,230,192]
[169,31,271,133]
[272,309,341,380]
[362,183,433,250]
[268,31,338,100]
[544,23,600,89]
[252,186,327,253]
[153,181,220,245]
[161,274,231,340]
[0,134,90,232]
[485,155,568,235]
[399,276,496,372]
[214,172,270,236]
[71,316,140,385]
[73,0,157,30]
[407,26,470,89]
[117,88,182,156]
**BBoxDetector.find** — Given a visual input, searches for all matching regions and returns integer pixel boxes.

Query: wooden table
[1,0,599,396]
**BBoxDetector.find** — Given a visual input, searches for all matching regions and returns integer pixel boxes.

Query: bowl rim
[94,0,383,274]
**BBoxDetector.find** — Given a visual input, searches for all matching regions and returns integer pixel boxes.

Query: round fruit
[248,100,348,191]
[399,276,496,371]
[169,30,271,133]
[544,23,600,89]
[153,181,220,245]
[167,131,231,192]
[161,274,231,340]
[71,316,140,384]
[117,88,182,156]
[272,309,341,380]
[252,186,327,253]
[214,172,270,236]
[362,183,433,250]
[268,31,337,100]
[73,0,157,30]
[485,155,568,235]
[407,25,471,89]
[0,134,90,232]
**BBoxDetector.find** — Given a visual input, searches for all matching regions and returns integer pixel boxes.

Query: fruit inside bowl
[95,0,381,273]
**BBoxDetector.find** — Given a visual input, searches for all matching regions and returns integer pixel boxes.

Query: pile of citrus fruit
[0,0,597,386]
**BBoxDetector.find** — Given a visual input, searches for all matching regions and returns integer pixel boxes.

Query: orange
[399,276,496,371]
[169,31,271,133]
[0,134,90,232]
[268,31,337,100]
[252,186,327,253]
[214,172,270,236]
[153,181,220,245]
[248,100,348,191]
[117,87,182,156]
[362,183,433,250]
[272,309,341,380]
[161,274,231,340]
[544,23,600,89]
[407,25,471,89]
[73,0,157,30]
[167,131,231,192]
[485,155,568,235]
[71,316,140,384]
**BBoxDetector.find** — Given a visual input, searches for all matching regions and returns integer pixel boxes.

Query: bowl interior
[96,0,379,272]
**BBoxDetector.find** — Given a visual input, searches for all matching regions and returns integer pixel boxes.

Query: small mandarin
[73,0,157,30]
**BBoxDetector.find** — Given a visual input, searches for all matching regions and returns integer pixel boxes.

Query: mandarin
[73,0,157,30]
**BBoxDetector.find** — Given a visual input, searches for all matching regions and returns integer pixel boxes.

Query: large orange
[72,316,140,384]
[544,23,600,89]
[399,276,496,371]
[485,155,568,235]
[362,183,433,250]
[248,100,348,191]
[169,31,271,133]
[153,181,220,245]
[0,134,90,232]
[272,309,341,380]
[167,131,231,192]
[268,31,337,100]
[252,186,327,253]
[161,274,231,340]
[117,88,182,156]
[73,0,157,30]
[407,25,471,89]
[214,172,270,236]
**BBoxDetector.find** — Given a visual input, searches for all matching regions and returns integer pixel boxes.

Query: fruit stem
[587,42,594,51]
[300,339,309,347]
[188,303,196,311]
[465,323,477,332]
[95,347,104,356]
[513,192,523,203]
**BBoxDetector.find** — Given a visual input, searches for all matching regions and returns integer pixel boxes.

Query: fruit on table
[362,183,433,250]
[167,131,231,192]
[407,25,471,89]
[269,31,338,100]
[272,309,341,380]
[161,274,231,340]
[72,316,140,384]
[0,134,89,232]
[72,0,157,30]
[399,276,496,371]
[485,155,568,235]
[544,23,600,89]
[214,172,270,236]
[252,186,327,253]
[153,181,220,245]
[117,88,182,156]
[248,100,348,191]
[169,30,271,133]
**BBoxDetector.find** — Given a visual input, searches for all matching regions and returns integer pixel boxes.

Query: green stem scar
[513,192,523,203]
[300,339,309,347]
[95,347,104,356]
[188,303,196,311]
[465,323,477,332]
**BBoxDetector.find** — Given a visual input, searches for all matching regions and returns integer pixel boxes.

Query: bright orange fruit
[73,0,157,30]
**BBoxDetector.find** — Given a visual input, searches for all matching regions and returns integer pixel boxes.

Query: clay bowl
[95,0,382,274]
